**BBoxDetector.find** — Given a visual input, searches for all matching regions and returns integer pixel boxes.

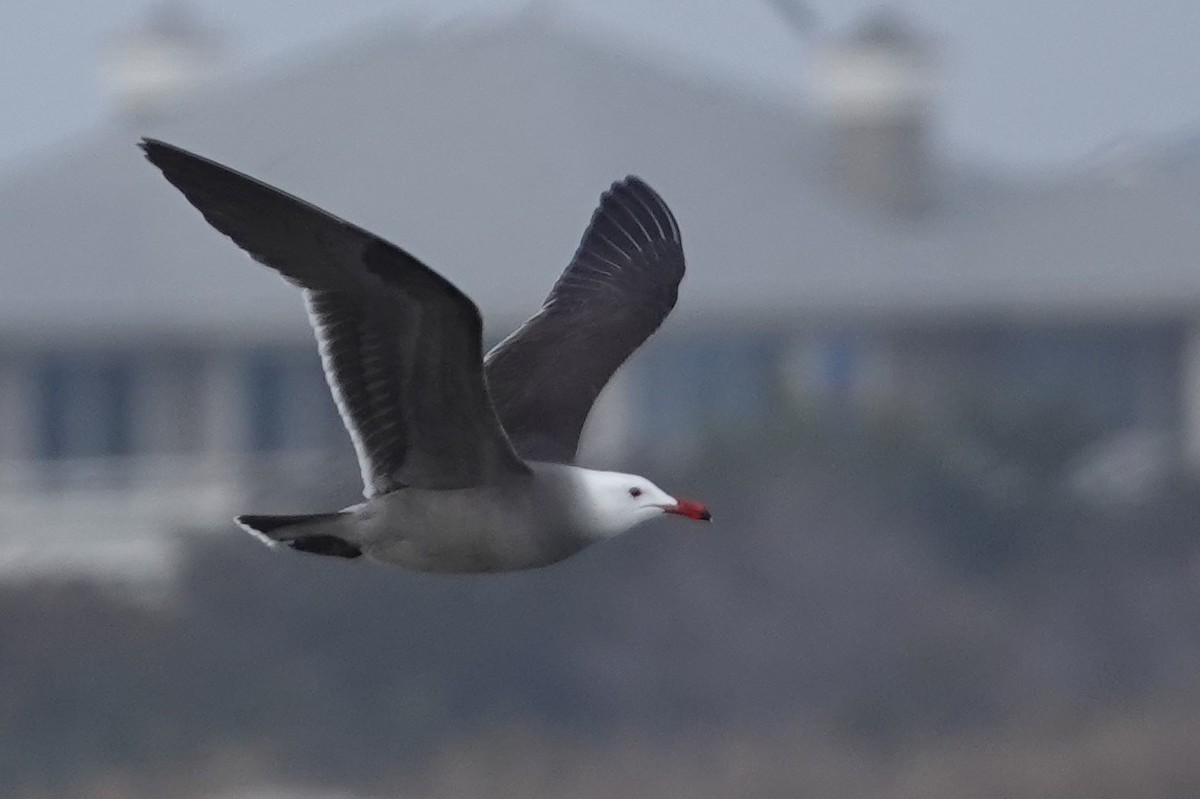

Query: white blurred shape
[99,1,229,120]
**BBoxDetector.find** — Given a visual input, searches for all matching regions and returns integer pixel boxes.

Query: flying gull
[141,139,710,573]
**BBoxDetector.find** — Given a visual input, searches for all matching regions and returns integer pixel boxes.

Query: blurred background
[2,1,1200,796]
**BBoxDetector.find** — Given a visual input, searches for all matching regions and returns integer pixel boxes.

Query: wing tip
[594,175,682,249]
[138,139,225,186]
[608,175,658,205]
[137,137,176,166]
[616,174,651,193]
[137,138,202,190]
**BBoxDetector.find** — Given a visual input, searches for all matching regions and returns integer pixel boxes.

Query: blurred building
[1,3,1198,577]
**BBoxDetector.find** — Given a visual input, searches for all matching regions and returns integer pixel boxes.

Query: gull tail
[236,512,362,559]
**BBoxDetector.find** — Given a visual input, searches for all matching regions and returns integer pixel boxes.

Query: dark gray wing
[484,176,685,462]
[141,139,530,495]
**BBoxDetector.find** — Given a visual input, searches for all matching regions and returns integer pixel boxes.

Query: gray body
[316,463,587,572]
[141,139,690,573]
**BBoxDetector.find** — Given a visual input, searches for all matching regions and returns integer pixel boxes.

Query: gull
[141,139,709,572]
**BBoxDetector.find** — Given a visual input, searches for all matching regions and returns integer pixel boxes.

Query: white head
[571,468,711,539]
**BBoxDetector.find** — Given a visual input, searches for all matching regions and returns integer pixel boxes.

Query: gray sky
[2,0,1199,171]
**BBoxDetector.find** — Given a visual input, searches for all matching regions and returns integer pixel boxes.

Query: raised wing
[141,139,530,495]
[484,176,685,462]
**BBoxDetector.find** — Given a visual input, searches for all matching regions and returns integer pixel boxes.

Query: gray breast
[357,468,592,572]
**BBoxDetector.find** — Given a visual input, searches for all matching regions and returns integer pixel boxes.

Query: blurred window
[637,334,780,448]
[35,354,134,460]
[979,325,1180,429]
[244,348,341,453]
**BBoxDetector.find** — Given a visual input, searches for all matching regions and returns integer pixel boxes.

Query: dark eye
[629,487,642,498]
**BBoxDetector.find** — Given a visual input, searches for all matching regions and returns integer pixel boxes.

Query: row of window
[7,336,790,465]
[7,328,1178,470]
[12,348,345,462]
